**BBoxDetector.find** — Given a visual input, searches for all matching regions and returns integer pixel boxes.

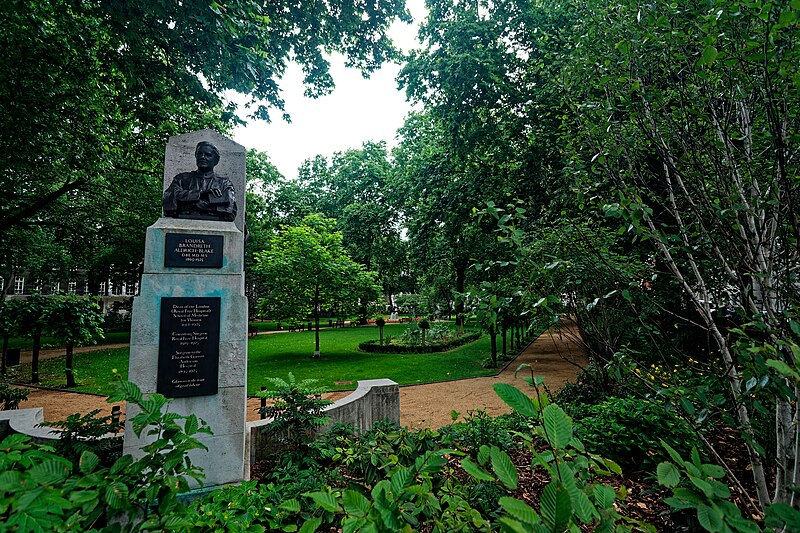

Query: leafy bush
[440,409,516,452]
[553,360,627,407]
[0,382,28,410]
[0,375,210,531]
[657,442,760,532]
[570,396,700,471]
[257,373,332,455]
[39,409,123,467]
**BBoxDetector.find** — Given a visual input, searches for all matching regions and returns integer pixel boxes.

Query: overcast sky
[232,0,426,180]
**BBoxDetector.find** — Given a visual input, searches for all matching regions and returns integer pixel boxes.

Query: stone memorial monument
[123,130,248,489]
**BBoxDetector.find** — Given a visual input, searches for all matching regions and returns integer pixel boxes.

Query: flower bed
[359,331,481,354]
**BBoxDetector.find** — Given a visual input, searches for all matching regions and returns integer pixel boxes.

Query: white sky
[232,0,426,180]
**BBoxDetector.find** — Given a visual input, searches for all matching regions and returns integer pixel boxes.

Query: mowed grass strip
[7,324,495,396]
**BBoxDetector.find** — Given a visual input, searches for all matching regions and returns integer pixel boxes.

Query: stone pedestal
[123,218,247,487]
[123,130,247,489]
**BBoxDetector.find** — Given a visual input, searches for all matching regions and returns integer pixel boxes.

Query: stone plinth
[124,129,247,489]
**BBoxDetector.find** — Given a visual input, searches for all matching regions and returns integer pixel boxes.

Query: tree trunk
[31,326,41,383]
[454,259,467,329]
[490,324,497,367]
[501,325,508,356]
[379,326,384,346]
[65,340,75,387]
[312,286,321,358]
[1,335,8,375]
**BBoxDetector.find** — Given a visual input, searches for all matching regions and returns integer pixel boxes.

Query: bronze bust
[163,141,237,222]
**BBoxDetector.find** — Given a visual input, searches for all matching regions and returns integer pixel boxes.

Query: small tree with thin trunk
[375,317,386,346]
[0,299,24,375]
[16,293,52,384]
[46,294,105,387]
[255,214,380,358]
[417,318,430,345]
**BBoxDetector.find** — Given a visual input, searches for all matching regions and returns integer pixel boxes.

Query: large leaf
[298,517,322,533]
[493,383,540,418]
[490,447,518,490]
[542,404,572,449]
[696,503,724,532]
[462,457,495,482]
[279,499,301,512]
[540,481,572,531]
[499,496,541,526]
[592,484,616,509]
[29,458,70,486]
[657,462,681,488]
[342,490,371,517]
[79,451,100,475]
[104,481,130,510]
[305,491,339,513]
[390,466,413,495]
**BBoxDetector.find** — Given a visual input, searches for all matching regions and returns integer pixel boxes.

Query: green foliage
[0,381,28,410]
[657,442,759,533]
[361,323,482,354]
[490,378,650,532]
[570,397,700,472]
[0,374,211,531]
[554,361,626,407]
[440,410,516,453]
[45,294,105,387]
[254,214,381,356]
[39,409,122,468]
[258,373,332,454]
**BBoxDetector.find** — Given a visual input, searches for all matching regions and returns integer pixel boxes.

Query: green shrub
[657,442,760,532]
[0,382,28,410]
[0,375,210,531]
[440,409,515,452]
[257,373,332,456]
[553,361,626,407]
[359,329,481,354]
[39,409,123,467]
[570,396,700,471]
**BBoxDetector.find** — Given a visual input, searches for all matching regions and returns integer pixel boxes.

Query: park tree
[0,299,25,375]
[45,294,105,387]
[296,142,410,307]
[244,149,287,314]
[254,214,380,357]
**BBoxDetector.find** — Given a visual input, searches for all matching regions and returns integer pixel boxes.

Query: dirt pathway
[16,323,587,428]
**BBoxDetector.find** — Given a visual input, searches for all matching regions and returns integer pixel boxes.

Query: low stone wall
[245,378,400,476]
[0,407,64,443]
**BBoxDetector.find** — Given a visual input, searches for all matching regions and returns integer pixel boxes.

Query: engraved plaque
[165,233,224,268]
[157,297,220,397]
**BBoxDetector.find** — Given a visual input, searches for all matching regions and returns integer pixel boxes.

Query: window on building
[125,282,136,296]
[68,281,77,293]
[99,282,107,295]
[51,282,60,294]
[14,276,24,294]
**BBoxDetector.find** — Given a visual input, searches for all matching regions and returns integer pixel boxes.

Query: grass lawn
[5,324,497,396]
[247,324,496,395]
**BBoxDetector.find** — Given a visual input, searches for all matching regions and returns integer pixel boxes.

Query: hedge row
[358,331,482,354]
